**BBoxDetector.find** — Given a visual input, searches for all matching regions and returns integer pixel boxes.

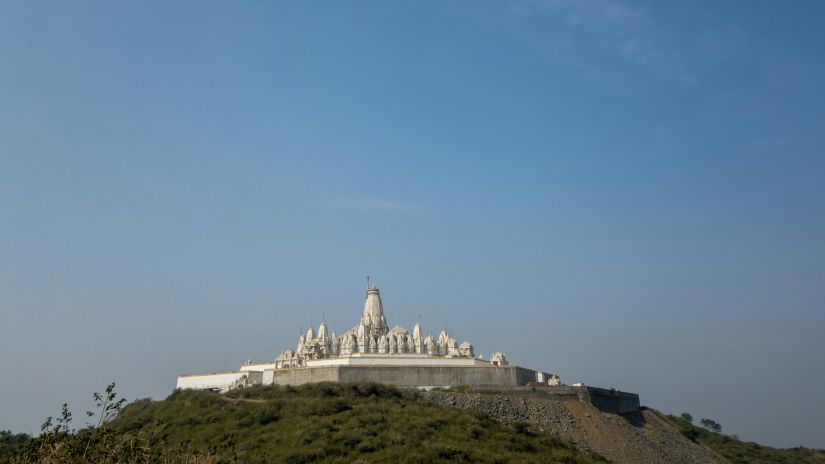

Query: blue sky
[1,0,824,448]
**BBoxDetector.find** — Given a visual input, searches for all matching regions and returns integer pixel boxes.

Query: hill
[426,389,825,464]
[427,389,724,463]
[2,383,603,463]
[649,410,825,464]
[3,382,824,463]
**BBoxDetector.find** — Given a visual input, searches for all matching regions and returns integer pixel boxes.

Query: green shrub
[284,446,326,464]
[437,446,470,460]
[355,437,380,453]
[254,407,281,425]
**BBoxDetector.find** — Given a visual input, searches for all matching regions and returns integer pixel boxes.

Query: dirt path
[221,397,268,404]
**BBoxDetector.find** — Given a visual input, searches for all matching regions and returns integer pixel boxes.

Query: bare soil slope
[427,391,726,464]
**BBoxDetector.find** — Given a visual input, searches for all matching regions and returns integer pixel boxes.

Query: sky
[1,0,824,449]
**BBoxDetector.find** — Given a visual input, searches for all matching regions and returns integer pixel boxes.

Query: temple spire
[361,284,388,337]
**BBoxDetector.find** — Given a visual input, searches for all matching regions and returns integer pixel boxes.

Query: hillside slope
[106,383,603,463]
[4,382,825,464]
[427,390,725,464]
[426,389,825,464]
[650,410,825,464]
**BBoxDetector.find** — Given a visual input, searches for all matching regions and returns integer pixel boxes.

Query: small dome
[388,325,409,336]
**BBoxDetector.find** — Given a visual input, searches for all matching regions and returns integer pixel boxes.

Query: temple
[177,285,560,392]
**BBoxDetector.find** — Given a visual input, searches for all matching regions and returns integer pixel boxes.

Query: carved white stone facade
[274,286,488,368]
[177,284,560,392]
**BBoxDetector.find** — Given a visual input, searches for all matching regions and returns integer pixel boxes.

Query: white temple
[275,286,489,367]
[177,284,558,392]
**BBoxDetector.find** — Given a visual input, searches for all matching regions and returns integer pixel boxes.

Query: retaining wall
[472,384,640,413]
[266,365,542,387]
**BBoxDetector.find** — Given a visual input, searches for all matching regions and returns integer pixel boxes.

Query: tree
[700,418,722,434]
[680,412,693,423]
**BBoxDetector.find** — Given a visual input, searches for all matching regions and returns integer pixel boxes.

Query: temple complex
[177,284,560,392]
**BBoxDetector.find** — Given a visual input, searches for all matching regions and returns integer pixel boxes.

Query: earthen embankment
[426,390,726,464]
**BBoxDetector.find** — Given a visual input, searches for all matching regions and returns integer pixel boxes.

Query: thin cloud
[328,198,416,213]
[516,0,749,86]
[534,0,647,34]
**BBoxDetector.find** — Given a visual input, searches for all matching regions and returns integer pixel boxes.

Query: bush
[437,445,471,460]
[254,407,280,425]
[355,437,380,453]
[513,421,533,436]
[283,447,326,464]
[681,427,699,442]
[700,418,722,434]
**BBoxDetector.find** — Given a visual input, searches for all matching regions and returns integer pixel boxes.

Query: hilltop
[111,383,604,463]
[2,383,603,464]
[2,383,824,463]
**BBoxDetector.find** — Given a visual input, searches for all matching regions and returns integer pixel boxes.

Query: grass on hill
[2,382,606,464]
[645,408,825,464]
[0,433,29,459]
[6,381,825,464]
[110,382,605,463]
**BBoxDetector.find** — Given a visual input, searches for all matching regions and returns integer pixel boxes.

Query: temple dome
[388,325,409,336]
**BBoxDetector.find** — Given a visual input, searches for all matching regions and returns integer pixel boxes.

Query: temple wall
[176,371,263,392]
[267,366,340,385]
[338,366,520,386]
[265,365,545,387]
[240,362,276,372]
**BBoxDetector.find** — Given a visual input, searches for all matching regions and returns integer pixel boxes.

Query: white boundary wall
[239,362,276,372]
[176,371,263,392]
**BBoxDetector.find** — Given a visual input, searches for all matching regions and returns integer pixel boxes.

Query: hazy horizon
[2,0,824,449]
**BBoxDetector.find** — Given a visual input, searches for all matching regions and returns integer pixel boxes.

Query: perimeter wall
[265,365,541,387]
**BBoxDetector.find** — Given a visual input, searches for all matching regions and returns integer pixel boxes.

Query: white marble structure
[177,285,559,392]
[276,286,484,367]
